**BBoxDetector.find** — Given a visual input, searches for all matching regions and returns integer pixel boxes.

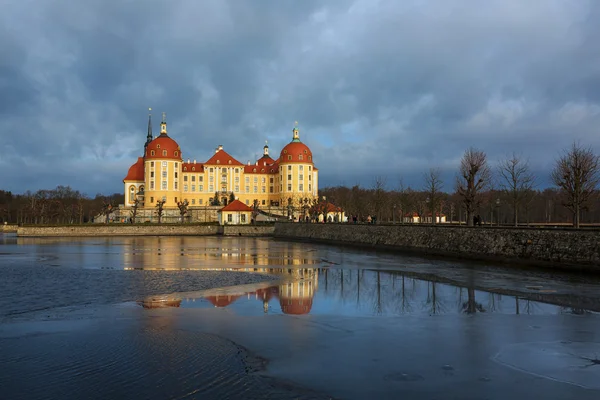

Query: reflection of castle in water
[204,268,319,315]
[122,237,320,270]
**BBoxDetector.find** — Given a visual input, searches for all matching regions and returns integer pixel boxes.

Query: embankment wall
[273,223,600,270]
[17,225,274,237]
[1,224,18,233]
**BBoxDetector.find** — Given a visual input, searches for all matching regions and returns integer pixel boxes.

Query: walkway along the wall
[273,223,600,271]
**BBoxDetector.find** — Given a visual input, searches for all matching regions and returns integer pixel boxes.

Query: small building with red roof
[218,199,254,225]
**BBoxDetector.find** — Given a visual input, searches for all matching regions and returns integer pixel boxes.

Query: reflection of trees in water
[462,288,486,314]
[425,281,447,315]
[487,293,502,313]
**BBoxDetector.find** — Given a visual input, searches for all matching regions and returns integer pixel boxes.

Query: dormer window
[309,156,312,161]
[217,160,220,164]
[304,150,307,154]
[288,155,292,160]
[261,169,265,172]
[283,150,287,154]
[174,151,178,157]
[151,150,155,156]
[163,150,167,156]
[253,168,256,172]
[157,144,161,149]
[270,169,274,173]
[192,167,195,171]
[228,160,232,164]
[299,155,303,160]
[184,167,187,171]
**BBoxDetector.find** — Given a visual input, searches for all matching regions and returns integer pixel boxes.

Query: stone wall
[223,225,275,236]
[273,223,600,270]
[1,224,18,233]
[17,224,274,237]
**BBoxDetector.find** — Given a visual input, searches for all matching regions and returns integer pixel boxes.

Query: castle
[122,111,319,222]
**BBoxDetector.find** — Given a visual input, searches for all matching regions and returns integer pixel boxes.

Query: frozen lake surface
[1,234,600,399]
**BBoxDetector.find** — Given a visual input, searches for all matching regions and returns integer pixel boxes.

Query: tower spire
[160,112,167,135]
[263,139,269,157]
[144,107,153,156]
[292,121,300,142]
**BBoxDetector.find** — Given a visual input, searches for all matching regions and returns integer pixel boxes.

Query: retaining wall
[17,225,274,237]
[273,223,600,270]
[1,224,18,233]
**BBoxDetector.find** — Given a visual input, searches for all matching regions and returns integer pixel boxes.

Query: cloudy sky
[2,0,600,195]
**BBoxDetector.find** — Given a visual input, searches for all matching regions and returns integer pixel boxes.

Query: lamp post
[495,198,501,226]
[393,204,397,224]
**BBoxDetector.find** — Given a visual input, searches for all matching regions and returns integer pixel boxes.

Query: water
[2,234,600,399]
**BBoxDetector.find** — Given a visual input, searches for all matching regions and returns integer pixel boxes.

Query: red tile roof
[280,142,313,164]
[182,162,204,173]
[145,135,182,160]
[123,157,144,181]
[204,149,244,166]
[204,295,241,308]
[219,199,254,212]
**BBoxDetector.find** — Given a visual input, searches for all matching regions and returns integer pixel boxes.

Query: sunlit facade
[123,112,319,219]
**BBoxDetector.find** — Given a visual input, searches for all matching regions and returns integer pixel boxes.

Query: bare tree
[177,199,189,223]
[551,142,600,228]
[372,176,387,223]
[130,198,140,223]
[155,199,166,223]
[456,148,492,226]
[498,153,536,226]
[101,199,114,224]
[424,168,444,225]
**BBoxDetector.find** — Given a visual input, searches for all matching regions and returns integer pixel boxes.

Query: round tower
[143,112,183,210]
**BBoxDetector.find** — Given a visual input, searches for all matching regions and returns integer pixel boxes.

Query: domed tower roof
[144,113,182,160]
[279,122,313,164]
[123,157,144,182]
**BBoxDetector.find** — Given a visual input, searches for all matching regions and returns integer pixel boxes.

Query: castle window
[151,150,155,156]
[262,186,266,193]
[287,184,292,191]
[150,196,154,203]
[175,162,178,168]
[175,172,178,179]
[261,169,265,172]
[309,184,312,191]
[175,197,178,203]
[184,184,188,192]
[162,161,167,167]
[162,181,167,190]
[151,162,154,167]
[151,171,154,178]
[299,174,304,180]
[150,182,155,189]
[184,167,187,171]
[308,175,312,181]
[157,144,161,149]
[175,151,178,157]
[217,160,220,164]
[192,199,195,205]
[270,178,273,183]
[129,186,135,202]
[309,166,312,171]
[191,184,196,192]
[287,175,292,180]
[210,168,214,173]
[174,182,178,190]
[262,200,266,205]
[246,199,250,205]
[304,150,307,154]
[299,184,304,191]
[235,168,239,173]
[163,150,167,156]
[199,199,203,205]
[199,185,203,191]
[288,155,292,160]
[288,165,292,171]
[191,175,195,182]
[270,186,274,193]
[299,155,303,160]
[199,176,203,182]
[254,177,258,183]
[253,168,256,172]
[270,169,274,173]
[245,186,249,192]
[299,165,303,171]
[235,185,239,192]
[283,150,287,154]
[228,160,231,164]
[309,156,312,161]
[162,171,167,178]
[192,167,195,171]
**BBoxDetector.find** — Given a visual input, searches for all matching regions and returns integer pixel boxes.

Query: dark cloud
[2,0,600,195]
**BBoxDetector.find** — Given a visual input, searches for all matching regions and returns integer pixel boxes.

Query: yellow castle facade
[123,112,319,220]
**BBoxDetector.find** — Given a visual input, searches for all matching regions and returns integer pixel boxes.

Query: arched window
[174,151,178,157]
[129,186,136,202]
[151,150,155,156]
[163,150,167,156]
[157,144,161,149]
